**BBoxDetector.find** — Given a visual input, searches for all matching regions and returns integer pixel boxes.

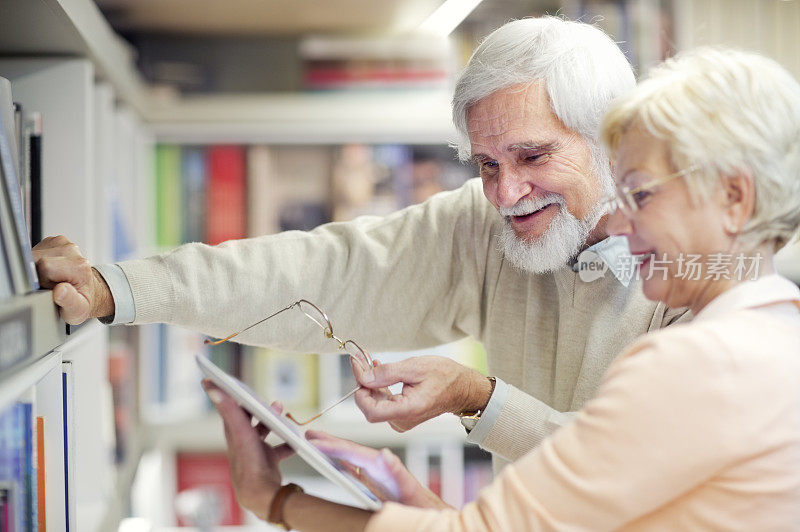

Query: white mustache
[498,193,565,218]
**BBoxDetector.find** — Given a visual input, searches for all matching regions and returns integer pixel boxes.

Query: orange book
[36,416,46,532]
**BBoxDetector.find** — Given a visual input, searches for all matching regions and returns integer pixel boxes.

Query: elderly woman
[204,47,800,530]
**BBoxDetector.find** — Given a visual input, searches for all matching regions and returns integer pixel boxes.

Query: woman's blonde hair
[602,47,800,250]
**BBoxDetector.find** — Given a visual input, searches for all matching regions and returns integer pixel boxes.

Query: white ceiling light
[417,0,484,37]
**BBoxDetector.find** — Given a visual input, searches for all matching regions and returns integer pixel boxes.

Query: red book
[206,146,247,246]
[176,452,243,526]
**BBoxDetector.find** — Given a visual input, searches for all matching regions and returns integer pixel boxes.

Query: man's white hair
[602,47,800,251]
[451,16,636,195]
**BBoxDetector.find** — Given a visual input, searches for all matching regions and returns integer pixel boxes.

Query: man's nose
[606,206,633,236]
[496,168,533,209]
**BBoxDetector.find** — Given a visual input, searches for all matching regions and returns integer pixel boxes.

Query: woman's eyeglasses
[204,299,373,425]
[604,165,699,216]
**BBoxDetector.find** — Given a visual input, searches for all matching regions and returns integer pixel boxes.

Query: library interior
[1,0,799,531]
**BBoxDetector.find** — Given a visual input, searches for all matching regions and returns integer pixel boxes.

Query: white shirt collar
[695,274,800,322]
[584,236,634,286]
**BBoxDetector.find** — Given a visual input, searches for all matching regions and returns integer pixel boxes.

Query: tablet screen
[196,355,382,510]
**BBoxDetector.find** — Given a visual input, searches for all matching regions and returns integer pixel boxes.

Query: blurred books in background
[299,35,452,91]
[153,142,473,247]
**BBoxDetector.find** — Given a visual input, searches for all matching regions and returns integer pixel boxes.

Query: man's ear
[722,172,756,235]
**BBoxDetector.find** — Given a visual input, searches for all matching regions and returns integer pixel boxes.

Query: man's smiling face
[468,81,605,247]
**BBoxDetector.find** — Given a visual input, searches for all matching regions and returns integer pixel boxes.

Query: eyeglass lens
[297,300,332,335]
[343,340,372,372]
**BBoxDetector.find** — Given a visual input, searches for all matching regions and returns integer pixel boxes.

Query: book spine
[155,145,183,248]
[26,113,41,247]
[206,146,246,246]
[0,118,38,292]
[181,147,206,244]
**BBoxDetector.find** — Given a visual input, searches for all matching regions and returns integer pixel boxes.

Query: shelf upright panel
[59,321,114,532]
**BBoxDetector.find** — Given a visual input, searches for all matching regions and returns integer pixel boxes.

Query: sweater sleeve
[469,385,576,462]
[365,328,744,532]
[116,179,495,354]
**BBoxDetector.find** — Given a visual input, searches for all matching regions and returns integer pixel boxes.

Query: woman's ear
[722,172,756,235]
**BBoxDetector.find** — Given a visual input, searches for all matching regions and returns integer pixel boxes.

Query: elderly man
[35,16,686,467]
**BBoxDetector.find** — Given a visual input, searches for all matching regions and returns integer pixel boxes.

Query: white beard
[498,194,605,274]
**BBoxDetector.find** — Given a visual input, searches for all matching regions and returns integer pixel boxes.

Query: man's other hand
[33,235,114,324]
[352,355,493,432]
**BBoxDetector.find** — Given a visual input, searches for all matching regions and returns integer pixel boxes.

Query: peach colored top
[366,275,800,531]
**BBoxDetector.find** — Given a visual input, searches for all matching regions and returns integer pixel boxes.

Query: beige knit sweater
[118,178,688,462]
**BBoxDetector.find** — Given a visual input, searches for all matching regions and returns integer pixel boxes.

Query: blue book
[62,370,70,532]
[181,147,207,244]
[0,402,35,531]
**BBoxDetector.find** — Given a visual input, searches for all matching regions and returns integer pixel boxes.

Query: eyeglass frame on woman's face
[604,165,699,217]
[204,299,373,426]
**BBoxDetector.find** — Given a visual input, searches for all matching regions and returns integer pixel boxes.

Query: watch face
[460,416,478,431]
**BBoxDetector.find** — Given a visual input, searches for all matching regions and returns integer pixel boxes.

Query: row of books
[154,143,474,251]
[299,35,451,91]
[0,401,46,532]
[156,145,250,248]
[0,77,40,301]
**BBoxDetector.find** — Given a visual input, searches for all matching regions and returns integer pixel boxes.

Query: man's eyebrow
[508,140,559,152]
[470,141,559,163]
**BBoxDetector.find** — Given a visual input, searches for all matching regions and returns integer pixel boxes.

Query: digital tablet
[196,355,383,511]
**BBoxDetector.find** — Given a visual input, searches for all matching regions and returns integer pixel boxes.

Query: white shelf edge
[0,349,62,412]
[146,411,467,452]
[147,90,457,145]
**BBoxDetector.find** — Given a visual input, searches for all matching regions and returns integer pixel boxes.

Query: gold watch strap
[459,376,496,433]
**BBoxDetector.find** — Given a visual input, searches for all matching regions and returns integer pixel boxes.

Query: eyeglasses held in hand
[204,299,373,425]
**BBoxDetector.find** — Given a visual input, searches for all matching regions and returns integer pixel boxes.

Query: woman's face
[607,126,734,310]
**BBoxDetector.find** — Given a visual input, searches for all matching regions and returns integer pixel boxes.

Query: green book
[155,145,182,247]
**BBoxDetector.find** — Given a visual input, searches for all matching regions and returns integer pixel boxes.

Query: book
[0,220,14,301]
[0,401,36,532]
[0,129,28,296]
[62,362,76,532]
[242,347,318,417]
[246,145,279,237]
[108,338,136,465]
[0,77,38,293]
[180,146,206,244]
[175,452,242,526]
[206,146,246,246]
[25,112,41,247]
[155,145,182,248]
[0,481,16,532]
[35,417,45,532]
[13,103,31,244]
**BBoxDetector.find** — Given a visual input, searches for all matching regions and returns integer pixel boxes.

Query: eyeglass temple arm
[204,302,298,346]
[286,385,360,426]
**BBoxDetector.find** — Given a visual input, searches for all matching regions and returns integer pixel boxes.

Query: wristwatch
[458,376,496,433]
[267,483,304,530]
